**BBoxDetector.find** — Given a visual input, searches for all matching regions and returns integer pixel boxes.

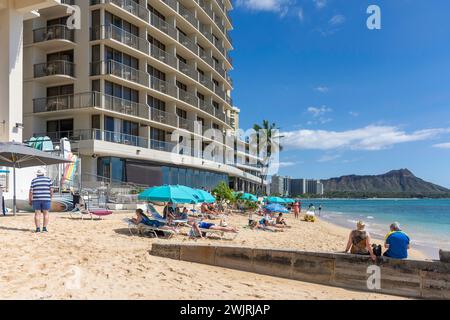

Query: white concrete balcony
[33,60,75,84]
[32,24,75,50]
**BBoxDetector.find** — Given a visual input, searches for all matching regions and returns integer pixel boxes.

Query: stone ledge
[149,243,450,299]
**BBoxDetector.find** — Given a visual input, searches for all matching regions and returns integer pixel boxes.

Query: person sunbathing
[131,209,178,232]
[201,202,220,217]
[253,217,284,232]
[189,219,238,238]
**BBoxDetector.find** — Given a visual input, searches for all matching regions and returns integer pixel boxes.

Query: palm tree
[252,120,284,196]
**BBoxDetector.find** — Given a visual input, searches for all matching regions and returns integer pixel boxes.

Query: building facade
[22,0,263,192]
[270,175,291,196]
[289,178,324,196]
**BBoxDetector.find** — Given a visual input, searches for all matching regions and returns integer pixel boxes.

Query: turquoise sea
[303,199,450,259]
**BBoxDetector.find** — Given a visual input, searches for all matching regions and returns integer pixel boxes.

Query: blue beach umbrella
[283,198,295,204]
[138,185,198,204]
[264,203,289,213]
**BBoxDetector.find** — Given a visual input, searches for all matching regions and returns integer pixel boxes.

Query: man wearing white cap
[29,169,53,233]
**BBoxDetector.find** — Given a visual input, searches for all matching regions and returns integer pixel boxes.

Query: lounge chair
[126,218,177,239]
[146,203,188,225]
[189,225,238,240]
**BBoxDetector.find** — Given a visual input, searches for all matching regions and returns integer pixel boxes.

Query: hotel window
[92,79,100,92]
[148,4,165,21]
[213,34,219,45]
[105,81,138,103]
[92,115,100,130]
[197,92,205,101]
[197,117,205,127]
[176,108,187,119]
[148,35,166,51]
[213,123,220,130]
[213,101,220,113]
[213,79,219,88]
[197,68,205,76]
[213,56,219,66]
[176,81,187,91]
[105,12,139,36]
[151,128,166,141]
[105,46,138,69]
[148,65,166,81]
[47,50,73,63]
[91,10,100,29]
[47,119,73,137]
[148,95,166,111]
[177,54,187,65]
[47,85,73,97]
[177,27,187,37]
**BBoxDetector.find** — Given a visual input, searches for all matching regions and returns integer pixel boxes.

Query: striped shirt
[30,176,52,201]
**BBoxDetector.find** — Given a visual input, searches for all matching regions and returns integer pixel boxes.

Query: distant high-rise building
[270,175,291,196]
[290,178,306,196]
[289,178,324,196]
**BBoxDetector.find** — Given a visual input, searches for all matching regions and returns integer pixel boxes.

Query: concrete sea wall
[150,244,450,299]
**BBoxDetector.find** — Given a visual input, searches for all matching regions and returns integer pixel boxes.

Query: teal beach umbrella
[195,189,216,203]
[138,185,198,204]
[264,196,286,204]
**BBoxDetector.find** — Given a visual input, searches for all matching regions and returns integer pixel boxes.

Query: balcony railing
[177,59,198,80]
[33,25,75,43]
[34,60,75,78]
[91,60,149,87]
[91,0,149,22]
[91,25,148,53]
[149,10,177,39]
[33,92,100,113]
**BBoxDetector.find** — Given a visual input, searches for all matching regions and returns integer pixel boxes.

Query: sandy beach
[0,210,422,300]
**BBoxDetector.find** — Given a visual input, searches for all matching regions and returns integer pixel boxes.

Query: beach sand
[0,210,420,300]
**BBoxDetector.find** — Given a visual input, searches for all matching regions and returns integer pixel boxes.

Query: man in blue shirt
[384,222,410,259]
[29,170,53,233]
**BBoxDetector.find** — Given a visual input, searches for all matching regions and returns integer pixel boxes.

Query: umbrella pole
[13,163,16,216]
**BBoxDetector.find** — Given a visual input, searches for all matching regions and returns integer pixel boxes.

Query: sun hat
[357,221,366,230]
[36,169,45,176]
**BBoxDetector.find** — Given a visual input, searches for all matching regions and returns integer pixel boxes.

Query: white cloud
[273,161,298,168]
[329,14,346,26]
[433,142,450,149]
[282,126,450,151]
[318,154,341,163]
[349,111,359,117]
[315,85,329,93]
[307,106,332,117]
[297,7,304,21]
[236,0,291,13]
[313,0,327,9]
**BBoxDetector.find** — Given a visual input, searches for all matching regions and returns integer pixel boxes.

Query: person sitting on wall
[383,222,410,259]
[344,221,376,261]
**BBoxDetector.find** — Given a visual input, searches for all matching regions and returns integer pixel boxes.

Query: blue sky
[230,0,450,187]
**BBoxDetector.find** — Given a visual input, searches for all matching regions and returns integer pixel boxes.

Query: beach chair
[126,219,177,239]
[146,203,188,226]
[189,225,238,240]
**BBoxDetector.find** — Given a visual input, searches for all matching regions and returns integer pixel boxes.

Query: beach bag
[372,244,382,257]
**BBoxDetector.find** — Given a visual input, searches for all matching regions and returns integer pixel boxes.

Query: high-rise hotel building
[22,0,263,192]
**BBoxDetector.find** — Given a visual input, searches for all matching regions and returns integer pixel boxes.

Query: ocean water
[302,199,450,259]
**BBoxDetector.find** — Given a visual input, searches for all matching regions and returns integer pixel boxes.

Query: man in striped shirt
[29,169,53,233]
